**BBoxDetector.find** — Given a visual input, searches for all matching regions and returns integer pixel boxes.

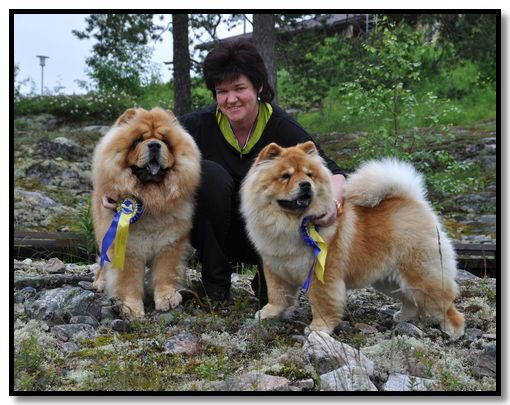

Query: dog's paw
[122,298,145,319]
[254,304,284,320]
[91,264,105,291]
[155,289,182,312]
[92,277,105,292]
[393,308,418,323]
[305,321,334,336]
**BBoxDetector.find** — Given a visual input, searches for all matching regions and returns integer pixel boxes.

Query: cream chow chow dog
[91,107,201,318]
[240,142,464,339]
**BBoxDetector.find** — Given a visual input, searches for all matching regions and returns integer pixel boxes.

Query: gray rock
[100,306,118,321]
[44,257,66,274]
[383,373,437,391]
[70,315,99,328]
[294,378,315,390]
[334,321,356,335]
[77,125,110,136]
[303,331,374,375]
[164,332,201,355]
[394,322,424,338]
[78,281,95,290]
[320,366,377,391]
[456,270,481,281]
[24,287,102,324]
[224,371,291,391]
[14,188,58,209]
[111,319,131,333]
[15,274,94,290]
[465,328,483,342]
[52,323,96,342]
[15,286,37,303]
[354,322,378,334]
[61,342,80,353]
[473,342,496,377]
[482,333,497,340]
[37,136,85,160]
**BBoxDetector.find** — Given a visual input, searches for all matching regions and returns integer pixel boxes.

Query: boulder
[320,366,378,391]
[383,373,437,391]
[303,331,374,375]
[24,287,102,325]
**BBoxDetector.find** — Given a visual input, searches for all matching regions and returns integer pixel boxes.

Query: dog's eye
[132,136,143,147]
[307,172,314,178]
[281,173,291,181]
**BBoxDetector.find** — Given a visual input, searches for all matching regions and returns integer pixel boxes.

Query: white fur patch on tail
[345,158,427,207]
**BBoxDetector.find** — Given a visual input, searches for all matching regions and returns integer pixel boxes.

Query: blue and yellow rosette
[99,196,144,271]
[299,216,328,292]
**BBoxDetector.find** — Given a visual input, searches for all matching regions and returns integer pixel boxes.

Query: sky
[13,13,251,95]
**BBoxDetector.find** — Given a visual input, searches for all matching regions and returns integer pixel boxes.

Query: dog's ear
[164,109,176,119]
[299,141,318,156]
[257,143,282,163]
[115,108,137,126]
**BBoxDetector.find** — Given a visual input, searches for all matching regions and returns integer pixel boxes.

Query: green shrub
[14,92,136,123]
[135,81,174,110]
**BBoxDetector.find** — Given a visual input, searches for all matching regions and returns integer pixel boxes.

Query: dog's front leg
[255,265,297,320]
[306,273,346,335]
[152,237,187,312]
[110,254,146,318]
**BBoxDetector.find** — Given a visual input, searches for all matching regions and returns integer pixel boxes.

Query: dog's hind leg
[255,265,298,320]
[399,265,464,339]
[372,278,420,322]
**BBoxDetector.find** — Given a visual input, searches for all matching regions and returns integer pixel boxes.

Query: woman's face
[215,74,260,126]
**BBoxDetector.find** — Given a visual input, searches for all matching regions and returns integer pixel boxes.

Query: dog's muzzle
[277,181,313,212]
[131,141,169,183]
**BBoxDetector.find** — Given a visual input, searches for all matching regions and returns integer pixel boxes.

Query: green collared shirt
[216,102,273,155]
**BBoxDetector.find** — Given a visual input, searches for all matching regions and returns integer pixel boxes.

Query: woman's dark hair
[203,38,275,102]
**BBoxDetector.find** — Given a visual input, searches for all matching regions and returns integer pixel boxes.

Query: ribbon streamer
[99,196,143,271]
[299,216,328,291]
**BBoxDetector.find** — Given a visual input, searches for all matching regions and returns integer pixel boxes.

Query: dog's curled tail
[345,158,427,207]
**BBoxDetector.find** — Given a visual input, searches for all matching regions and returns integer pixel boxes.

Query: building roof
[195,14,371,50]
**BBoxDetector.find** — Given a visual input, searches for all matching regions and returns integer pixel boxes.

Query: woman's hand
[313,200,340,227]
[102,193,119,210]
[313,174,345,227]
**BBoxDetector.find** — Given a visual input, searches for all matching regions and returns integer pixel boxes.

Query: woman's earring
[257,95,261,101]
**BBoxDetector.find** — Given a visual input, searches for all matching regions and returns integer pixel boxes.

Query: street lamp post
[36,55,49,96]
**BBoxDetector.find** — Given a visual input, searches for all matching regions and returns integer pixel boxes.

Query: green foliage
[14,92,136,123]
[435,14,497,83]
[135,80,174,110]
[74,197,97,262]
[192,83,214,110]
[73,14,162,95]
[14,336,60,391]
[339,21,485,200]
[295,18,493,204]
[278,33,357,111]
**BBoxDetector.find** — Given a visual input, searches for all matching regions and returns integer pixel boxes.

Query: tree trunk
[252,14,278,104]
[172,14,192,116]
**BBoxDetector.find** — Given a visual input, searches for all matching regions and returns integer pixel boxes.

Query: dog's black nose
[148,141,161,150]
[299,181,312,192]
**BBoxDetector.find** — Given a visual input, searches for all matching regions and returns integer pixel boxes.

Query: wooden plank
[13,232,87,260]
[15,231,83,241]
[13,232,497,276]
[453,243,496,257]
